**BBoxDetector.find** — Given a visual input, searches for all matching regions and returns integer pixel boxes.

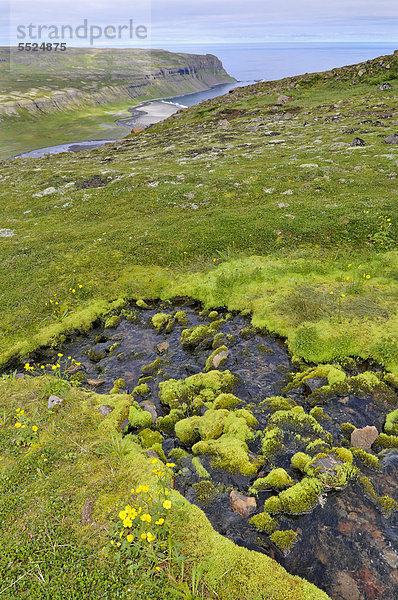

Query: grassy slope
[0,52,397,372]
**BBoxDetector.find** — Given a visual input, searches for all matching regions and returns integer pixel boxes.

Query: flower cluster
[109,460,175,555]
[13,407,39,446]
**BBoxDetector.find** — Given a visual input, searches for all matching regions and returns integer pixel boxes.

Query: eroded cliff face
[0,49,234,117]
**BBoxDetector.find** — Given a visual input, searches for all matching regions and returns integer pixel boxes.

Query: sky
[2,0,398,46]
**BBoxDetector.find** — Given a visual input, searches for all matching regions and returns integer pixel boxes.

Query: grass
[0,51,397,372]
[0,376,331,599]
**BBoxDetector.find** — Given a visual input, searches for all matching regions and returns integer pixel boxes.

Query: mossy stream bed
[24,299,398,600]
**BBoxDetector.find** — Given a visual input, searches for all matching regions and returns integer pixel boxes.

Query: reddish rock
[229,490,256,517]
[87,378,106,388]
[131,126,144,134]
[350,425,378,449]
[334,571,360,600]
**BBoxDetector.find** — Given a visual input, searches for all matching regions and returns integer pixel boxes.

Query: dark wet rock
[343,129,355,134]
[230,490,257,517]
[351,425,378,449]
[383,134,398,144]
[156,341,170,354]
[121,418,129,433]
[351,137,366,146]
[379,82,393,91]
[98,405,113,416]
[304,376,328,394]
[48,395,64,409]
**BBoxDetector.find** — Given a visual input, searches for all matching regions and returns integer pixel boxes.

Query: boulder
[276,94,292,106]
[48,395,64,409]
[230,490,257,517]
[351,137,366,146]
[383,134,398,144]
[131,126,144,134]
[351,425,378,450]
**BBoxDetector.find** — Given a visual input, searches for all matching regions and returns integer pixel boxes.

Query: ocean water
[162,42,398,83]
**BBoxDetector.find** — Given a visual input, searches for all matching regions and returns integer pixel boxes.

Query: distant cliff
[0,47,235,117]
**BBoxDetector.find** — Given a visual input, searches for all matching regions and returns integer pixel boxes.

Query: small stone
[351,137,366,146]
[98,405,113,416]
[304,376,328,393]
[140,401,157,422]
[383,133,398,144]
[383,549,398,569]
[156,341,170,354]
[230,490,256,517]
[66,364,84,374]
[131,126,144,134]
[87,379,106,388]
[81,498,94,524]
[47,395,64,409]
[334,571,360,600]
[212,350,229,369]
[378,82,393,91]
[351,425,378,449]
[218,119,230,129]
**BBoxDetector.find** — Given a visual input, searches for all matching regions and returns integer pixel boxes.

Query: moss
[213,393,240,410]
[351,448,380,470]
[104,314,121,328]
[192,480,218,504]
[208,311,219,320]
[309,407,329,421]
[291,452,312,472]
[340,422,356,436]
[261,396,296,412]
[249,512,278,533]
[306,440,329,454]
[199,409,229,440]
[96,394,131,434]
[158,408,186,435]
[69,371,85,384]
[110,378,126,394]
[128,404,154,430]
[205,346,229,372]
[360,475,398,517]
[175,416,202,446]
[384,373,398,389]
[136,299,149,309]
[212,333,226,349]
[261,427,284,461]
[192,456,210,479]
[192,437,260,476]
[120,308,138,323]
[374,433,398,449]
[257,344,275,355]
[250,469,294,495]
[240,326,257,339]
[132,383,151,397]
[278,478,323,515]
[151,312,174,333]
[263,495,282,514]
[88,349,105,362]
[168,447,189,462]
[137,428,163,449]
[333,447,353,463]
[223,409,258,441]
[270,530,298,553]
[108,341,120,356]
[349,371,381,394]
[141,357,167,376]
[269,406,325,437]
[385,409,398,435]
[150,442,167,462]
[158,370,238,410]
[181,320,223,349]
[172,310,187,325]
[285,364,346,393]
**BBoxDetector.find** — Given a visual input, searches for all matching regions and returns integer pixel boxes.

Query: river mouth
[24,299,398,600]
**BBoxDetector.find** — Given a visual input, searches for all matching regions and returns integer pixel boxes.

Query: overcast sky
[3,0,398,45]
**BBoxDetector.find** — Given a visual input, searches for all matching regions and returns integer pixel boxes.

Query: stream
[26,299,398,600]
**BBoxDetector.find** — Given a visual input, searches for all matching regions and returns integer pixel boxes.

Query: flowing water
[27,299,398,599]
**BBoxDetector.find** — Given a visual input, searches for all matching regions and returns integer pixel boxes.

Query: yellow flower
[346,277,350,281]
[166,463,175,468]
[164,490,170,496]
[347,264,352,268]
[24,363,32,371]
[32,426,38,432]
[72,289,76,293]
[19,410,25,415]
[341,294,346,298]
[163,500,172,510]
[119,531,124,538]
[123,518,133,528]
[147,532,156,543]
[78,284,83,288]
[68,356,72,360]
[21,425,26,429]
[366,275,371,279]
[57,353,63,357]
[116,542,121,547]
[126,534,133,543]
[15,422,22,428]
[140,533,147,540]
[155,518,165,526]
[40,365,45,370]
[52,365,58,371]
[141,485,149,493]
[119,510,127,520]
[329,291,333,295]
[140,514,151,523]
[151,458,158,464]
